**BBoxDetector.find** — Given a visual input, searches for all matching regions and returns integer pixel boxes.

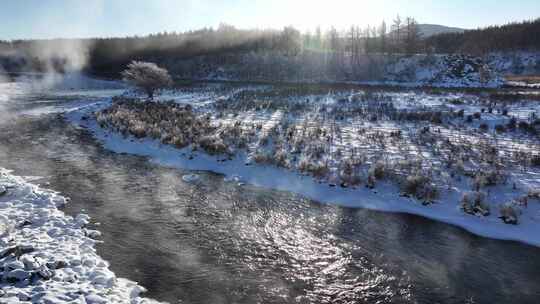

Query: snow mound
[0,168,162,303]
[182,174,200,183]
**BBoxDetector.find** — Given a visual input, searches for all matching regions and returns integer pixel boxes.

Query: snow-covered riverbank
[66,98,540,248]
[0,168,161,303]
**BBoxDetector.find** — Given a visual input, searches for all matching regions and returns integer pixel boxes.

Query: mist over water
[1,81,540,303]
[0,36,101,98]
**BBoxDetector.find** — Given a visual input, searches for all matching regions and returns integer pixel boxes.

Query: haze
[2,0,540,39]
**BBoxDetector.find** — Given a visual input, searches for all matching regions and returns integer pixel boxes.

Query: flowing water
[1,77,540,304]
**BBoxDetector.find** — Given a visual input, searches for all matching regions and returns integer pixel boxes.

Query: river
[1,77,539,303]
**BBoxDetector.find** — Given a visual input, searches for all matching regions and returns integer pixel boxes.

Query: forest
[0,17,539,77]
[427,18,540,54]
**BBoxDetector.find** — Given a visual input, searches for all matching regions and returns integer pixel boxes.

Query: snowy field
[66,84,540,247]
[0,169,161,303]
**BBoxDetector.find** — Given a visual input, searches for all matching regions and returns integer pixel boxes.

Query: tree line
[1,17,539,76]
[426,18,540,55]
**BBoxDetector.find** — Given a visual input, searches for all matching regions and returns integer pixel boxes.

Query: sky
[1,0,539,40]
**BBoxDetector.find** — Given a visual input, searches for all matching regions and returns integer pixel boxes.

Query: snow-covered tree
[121,61,172,99]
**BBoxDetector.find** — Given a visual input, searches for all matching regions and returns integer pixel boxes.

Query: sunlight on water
[220,198,412,303]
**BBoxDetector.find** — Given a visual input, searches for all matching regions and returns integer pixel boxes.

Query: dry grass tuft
[499,203,519,225]
[402,174,439,203]
[460,191,490,216]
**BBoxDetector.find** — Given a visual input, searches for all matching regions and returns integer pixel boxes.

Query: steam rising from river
[0,38,94,90]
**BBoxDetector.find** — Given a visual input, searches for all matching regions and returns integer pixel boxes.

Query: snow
[66,98,540,248]
[381,54,504,88]
[0,168,162,303]
[181,174,200,183]
[487,52,540,75]
[188,53,508,88]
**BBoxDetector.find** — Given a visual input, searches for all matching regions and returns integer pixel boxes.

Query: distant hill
[426,18,540,53]
[417,24,465,37]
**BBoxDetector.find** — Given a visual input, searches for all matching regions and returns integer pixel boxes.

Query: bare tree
[346,25,362,75]
[392,15,403,53]
[303,30,312,51]
[314,26,322,50]
[121,61,172,99]
[348,25,356,65]
[379,20,387,54]
[404,17,422,55]
[364,25,372,54]
[327,27,342,75]
[280,26,302,56]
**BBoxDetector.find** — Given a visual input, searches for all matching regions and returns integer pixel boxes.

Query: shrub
[171,135,186,148]
[97,100,217,152]
[460,191,490,216]
[160,133,172,144]
[528,188,540,199]
[369,161,386,180]
[297,156,329,179]
[339,160,362,187]
[494,124,506,133]
[401,174,438,203]
[198,135,229,155]
[430,113,443,124]
[515,195,529,207]
[499,203,519,225]
[252,151,273,164]
[308,162,330,179]
[273,148,289,168]
[531,155,540,167]
[96,114,109,127]
[507,117,517,130]
[297,156,310,172]
[473,170,504,189]
[130,123,147,138]
[518,121,531,132]
[366,174,376,189]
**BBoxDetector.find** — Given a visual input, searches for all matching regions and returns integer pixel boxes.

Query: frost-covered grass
[96,97,216,150]
[0,169,161,303]
[66,84,540,245]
